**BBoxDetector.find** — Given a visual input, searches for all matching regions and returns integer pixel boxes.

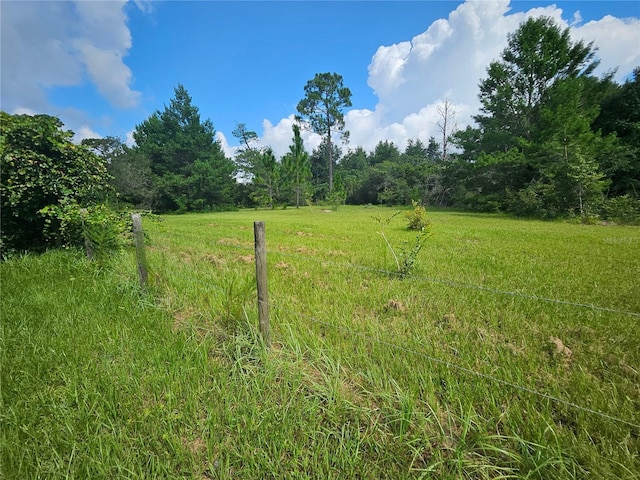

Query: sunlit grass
[2,205,638,478]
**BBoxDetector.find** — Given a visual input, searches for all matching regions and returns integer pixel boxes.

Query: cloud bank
[263,0,640,158]
[1,1,141,138]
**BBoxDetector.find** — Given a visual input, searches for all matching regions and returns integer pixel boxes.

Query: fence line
[262,298,640,430]
[143,219,638,430]
[211,240,640,318]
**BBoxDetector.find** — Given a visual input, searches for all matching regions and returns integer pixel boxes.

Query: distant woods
[2,16,639,247]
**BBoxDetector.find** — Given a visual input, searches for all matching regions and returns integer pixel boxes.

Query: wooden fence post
[254,221,270,347]
[131,213,148,288]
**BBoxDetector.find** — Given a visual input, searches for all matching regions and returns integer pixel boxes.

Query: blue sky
[2,1,639,157]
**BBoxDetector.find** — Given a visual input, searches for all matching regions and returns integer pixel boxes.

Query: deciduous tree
[476,17,598,151]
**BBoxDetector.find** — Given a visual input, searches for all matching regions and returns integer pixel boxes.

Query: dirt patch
[548,336,573,366]
[236,255,254,264]
[385,299,407,312]
[295,246,317,255]
[506,342,525,356]
[438,313,458,329]
[217,237,252,248]
[202,254,226,266]
[186,436,206,455]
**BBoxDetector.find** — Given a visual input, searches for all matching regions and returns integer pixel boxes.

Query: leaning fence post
[131,213,148,288]
[254,221,270,347]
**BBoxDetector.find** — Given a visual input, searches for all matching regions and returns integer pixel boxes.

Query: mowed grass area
[2,205,639,479]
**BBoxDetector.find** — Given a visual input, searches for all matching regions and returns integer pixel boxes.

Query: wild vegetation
[1,15,639,479]
[5,18,636,225]
[2,207,639,478]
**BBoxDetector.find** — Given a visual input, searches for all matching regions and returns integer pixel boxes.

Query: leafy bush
[39,202,129,260]
[601,195,640,224]
[405,200,431,231]
[0,112,116,256]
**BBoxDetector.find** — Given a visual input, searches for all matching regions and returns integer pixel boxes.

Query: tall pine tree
[133,85,236,212]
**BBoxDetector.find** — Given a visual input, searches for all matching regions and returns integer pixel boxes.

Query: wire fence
[262,299,639,430]
[154,229,640,431]
[213,239,640,318]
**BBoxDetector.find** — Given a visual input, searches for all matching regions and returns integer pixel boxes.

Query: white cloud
[360,0,566,142]
[216,131,237,159]
[125,130,137,147]
[74,126,102,143]
[1,1,141,115]
[261,115,322,159]
[260,0,639,157]
[12,107,39,116]
[73,39,140,109]
[574,15,640,77]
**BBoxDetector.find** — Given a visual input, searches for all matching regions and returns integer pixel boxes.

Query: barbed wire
[262,299,639,430]
[208,240,640,318]
[149,225,639,433]
[156,242,639,429]
[267,250,640,317]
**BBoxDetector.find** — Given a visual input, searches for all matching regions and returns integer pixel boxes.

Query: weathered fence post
[131,213,148,288]
[254,221,270,347]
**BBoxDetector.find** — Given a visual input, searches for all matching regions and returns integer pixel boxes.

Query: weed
[373,208,432,277]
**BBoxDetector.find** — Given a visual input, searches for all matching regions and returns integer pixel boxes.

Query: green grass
[2,205,639,478]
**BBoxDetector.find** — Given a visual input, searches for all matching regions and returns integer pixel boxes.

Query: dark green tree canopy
[282,124,311,208]
[296,72,352,137]
[476,17,599,148]
[133,84,236,212]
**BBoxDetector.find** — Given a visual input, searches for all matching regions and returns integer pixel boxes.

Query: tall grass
[2,206,638,478]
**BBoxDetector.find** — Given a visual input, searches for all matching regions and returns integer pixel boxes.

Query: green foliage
[296,72,352,192]
[282,124,311,208]
[325,186,346,211]
[443,17,638,220]
[405,200,431,231]
[38,201,129,260]
[250,148,281,209]
[133,85,236,213]
[476,16,598,149]
[232,122,261,182]
[373,208,432,278]
[215,268,254,330]
[340,139,442,207]
[396,229,431,278]
[593,68,640,198]
[0,112,114,255]
[83,137,154,208]
[601,195,640,224]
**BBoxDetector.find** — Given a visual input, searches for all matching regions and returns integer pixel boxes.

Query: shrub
[374,208,432,278]
[39,202,129,260]
[0,112,115,255]
[405,200,431,231]
[601,195,640,224]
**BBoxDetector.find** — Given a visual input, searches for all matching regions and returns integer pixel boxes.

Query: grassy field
[2,205,639,479]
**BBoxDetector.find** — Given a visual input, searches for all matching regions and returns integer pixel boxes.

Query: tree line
[2,17,639,253]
